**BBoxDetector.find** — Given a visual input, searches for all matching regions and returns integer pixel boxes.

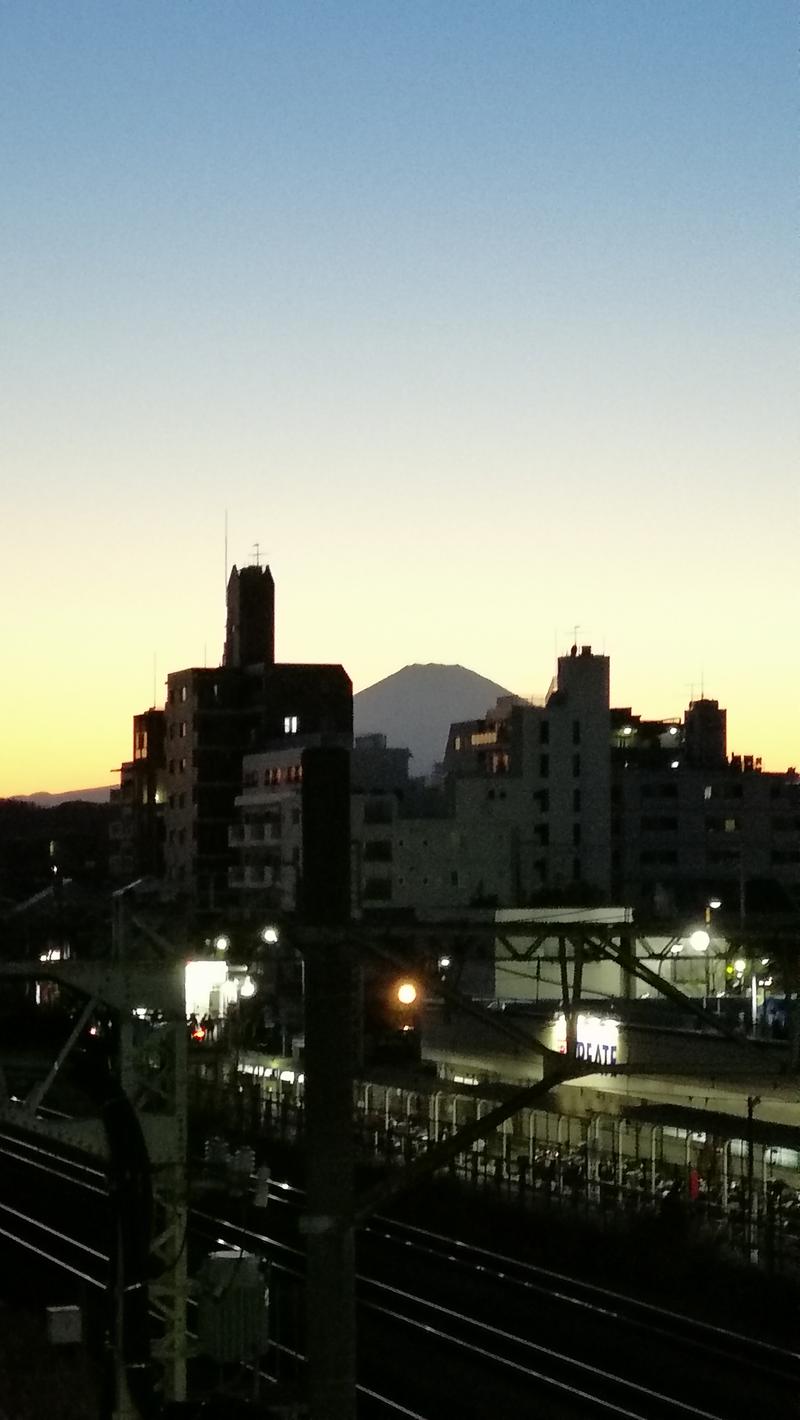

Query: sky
[1,0,796,795]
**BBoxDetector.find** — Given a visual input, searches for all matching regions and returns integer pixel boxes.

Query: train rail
[1,1129,797,1419]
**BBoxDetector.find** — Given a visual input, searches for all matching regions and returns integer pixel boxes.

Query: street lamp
[214,934,230,953]
[703,898,722,998]
[396,981,417,1006]
[261,926,279,945]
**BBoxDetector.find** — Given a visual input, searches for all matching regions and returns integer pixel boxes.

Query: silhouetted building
[110,709,166,879]
[245,646,800,920]
[115,558,351,900]
[223,563,275,670]
[683,698,727,769]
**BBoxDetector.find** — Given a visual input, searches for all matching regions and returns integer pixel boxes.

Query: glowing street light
[689,930,710,952]
[261,926,279,945]
[396,981,417,1006]
[214,934,230,953]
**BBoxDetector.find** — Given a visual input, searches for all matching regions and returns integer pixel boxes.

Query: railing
[196,1061,800,1277]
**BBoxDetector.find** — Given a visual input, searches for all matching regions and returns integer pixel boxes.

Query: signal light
[191,1025,207,1042]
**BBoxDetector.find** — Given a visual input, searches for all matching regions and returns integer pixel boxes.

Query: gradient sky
[1,1,796,795]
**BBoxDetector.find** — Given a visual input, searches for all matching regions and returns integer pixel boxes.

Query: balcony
[229,865,276,890]
[229,823,275,847]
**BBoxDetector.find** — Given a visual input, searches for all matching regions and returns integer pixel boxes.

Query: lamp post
[705,897,721,999]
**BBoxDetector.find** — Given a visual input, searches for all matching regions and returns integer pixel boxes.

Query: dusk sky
[1,1,796,796]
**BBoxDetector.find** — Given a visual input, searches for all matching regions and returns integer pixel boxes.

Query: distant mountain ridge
[354,663,516,777]
[8,786,113,807]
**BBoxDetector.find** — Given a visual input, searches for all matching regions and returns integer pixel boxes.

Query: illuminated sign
[551,1013,619,1067]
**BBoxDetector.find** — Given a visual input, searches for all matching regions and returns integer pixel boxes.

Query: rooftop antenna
[252,541,261,567]
[700,666,705,699]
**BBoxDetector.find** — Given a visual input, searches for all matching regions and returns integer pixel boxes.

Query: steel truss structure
[0,961,187,1418]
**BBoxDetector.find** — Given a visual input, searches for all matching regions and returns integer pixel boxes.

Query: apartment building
[114,561,352,901]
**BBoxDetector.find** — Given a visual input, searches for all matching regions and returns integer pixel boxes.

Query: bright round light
[261,926,279,944]
[439,956,451,970]
[214,935,230,952]
[708,897,722,910]
[689,930,710,952]
[734,958,746,974]
[239,976,256,999]
[396,982,417,1006]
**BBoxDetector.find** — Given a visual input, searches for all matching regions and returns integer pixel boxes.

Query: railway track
[1,1129,797,1419]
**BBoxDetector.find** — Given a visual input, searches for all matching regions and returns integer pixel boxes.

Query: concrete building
[610,698,800,914]
[115,560,352,901]
[230,734,407,911]
[110,709,167,879]
[443,644,612,901]
[116,597,799,925]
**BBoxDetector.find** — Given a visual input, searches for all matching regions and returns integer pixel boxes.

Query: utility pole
[300,746,356,1420]
[746,1094,760,1261]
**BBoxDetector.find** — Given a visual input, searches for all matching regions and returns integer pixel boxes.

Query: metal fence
[190,1060,800,1274]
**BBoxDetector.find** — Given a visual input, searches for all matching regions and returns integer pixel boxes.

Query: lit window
[180,686,188,703]
[284,715,299,735]
[704,786,712,800]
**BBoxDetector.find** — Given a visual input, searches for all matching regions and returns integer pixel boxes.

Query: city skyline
[4,587,795,798]
[1,2,796,796]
